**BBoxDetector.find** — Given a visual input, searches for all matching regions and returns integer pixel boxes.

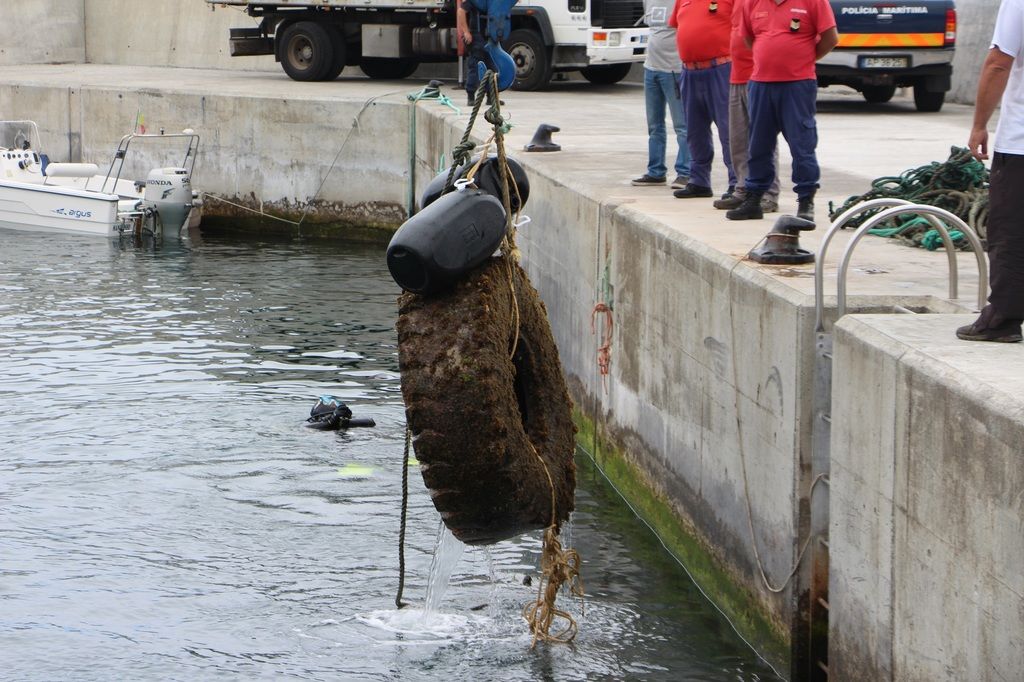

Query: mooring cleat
[747,215,816,264]
[525,124,561,152]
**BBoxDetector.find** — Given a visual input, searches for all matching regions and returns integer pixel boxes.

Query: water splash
[424,520,465,613]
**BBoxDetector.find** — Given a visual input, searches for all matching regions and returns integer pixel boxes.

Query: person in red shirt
[669,0,737,199]
[726,0,837,221]
[714,0,779,214]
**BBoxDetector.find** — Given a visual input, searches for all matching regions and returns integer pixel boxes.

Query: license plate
[859,56,910,68]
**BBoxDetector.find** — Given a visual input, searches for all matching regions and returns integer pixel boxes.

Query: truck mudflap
[586,27,646,63]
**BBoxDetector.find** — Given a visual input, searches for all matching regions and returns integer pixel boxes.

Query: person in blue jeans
[632,0,690,188]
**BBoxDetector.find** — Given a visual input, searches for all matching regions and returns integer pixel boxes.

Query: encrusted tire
[397,258,576,545]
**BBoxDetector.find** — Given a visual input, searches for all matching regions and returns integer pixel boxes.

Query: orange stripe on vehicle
[837,33,945,48]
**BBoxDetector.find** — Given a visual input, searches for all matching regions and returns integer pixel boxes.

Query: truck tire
[580,63,632,85]
[279,21,335,82]
[323,25,348,81]
[862,85,896,104]
[913,85,945,112]
[360,57,419,80]
[504,29,552,91]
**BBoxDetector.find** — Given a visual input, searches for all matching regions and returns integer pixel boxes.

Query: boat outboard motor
[305,395,376,430]
[143,167,193,233]
[387,188,506,295]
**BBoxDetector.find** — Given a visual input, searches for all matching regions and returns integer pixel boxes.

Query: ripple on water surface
[0,229,778,681]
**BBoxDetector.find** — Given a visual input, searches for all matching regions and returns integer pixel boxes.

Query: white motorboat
[0,121,202,238]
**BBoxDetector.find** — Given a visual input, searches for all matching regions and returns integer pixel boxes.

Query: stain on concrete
[704,336,729,377]
[760,365,784,417]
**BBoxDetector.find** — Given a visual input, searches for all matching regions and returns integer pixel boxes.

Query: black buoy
[748,215,816,265]
[418,155,530,213]
[387,188,507,295]
[305,396,376,430]
[524,124,561,152]
[471,155,530,212]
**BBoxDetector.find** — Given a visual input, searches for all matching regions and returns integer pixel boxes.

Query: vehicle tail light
[945,9,956,47]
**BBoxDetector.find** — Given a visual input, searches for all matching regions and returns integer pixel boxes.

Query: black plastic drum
[387,189,507,295]
[419,155,530,214]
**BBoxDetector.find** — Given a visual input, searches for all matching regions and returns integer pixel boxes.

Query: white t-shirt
[993,0,1024,154]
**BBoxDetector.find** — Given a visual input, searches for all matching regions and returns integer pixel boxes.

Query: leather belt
[681,55,732,70]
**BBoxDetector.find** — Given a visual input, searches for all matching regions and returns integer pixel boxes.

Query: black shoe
[673,183,713,199]
[956,305,1023,342]
[713,192,743,210]
[797,196,815,222]
[726,192,764,220]
[719,186,735,200]
[632,174,666,186]
[671,174,690,189]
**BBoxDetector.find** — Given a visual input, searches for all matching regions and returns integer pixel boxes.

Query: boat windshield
[0,121,42,152]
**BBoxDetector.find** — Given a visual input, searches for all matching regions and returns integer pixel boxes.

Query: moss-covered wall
[573,408,790,673]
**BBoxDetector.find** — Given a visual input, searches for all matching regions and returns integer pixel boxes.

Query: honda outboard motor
[143,167,193,234]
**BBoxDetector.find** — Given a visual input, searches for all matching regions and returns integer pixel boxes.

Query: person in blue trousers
[632,0,691,189]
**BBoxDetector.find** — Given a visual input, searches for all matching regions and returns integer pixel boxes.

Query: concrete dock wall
[829,315,1024,681]
[0,1,86,66]
[516,170,820,662]
[83,0,277,73]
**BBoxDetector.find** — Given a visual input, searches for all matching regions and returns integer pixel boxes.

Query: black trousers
[465,12,495,99]
[987,152,1024,320]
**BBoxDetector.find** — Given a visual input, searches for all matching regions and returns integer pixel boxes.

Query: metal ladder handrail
[814,199,987,331]
[837,205,987,319]
[815,198,914,332]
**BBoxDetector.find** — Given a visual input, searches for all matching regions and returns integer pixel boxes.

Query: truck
[207,0,649,91]
[820,0,956,111]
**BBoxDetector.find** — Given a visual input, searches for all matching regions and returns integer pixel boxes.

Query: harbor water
[0,228,779,681]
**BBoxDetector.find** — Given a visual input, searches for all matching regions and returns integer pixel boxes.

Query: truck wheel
[360,58,419,80]
[322,25,348,81]
[913,85,945,112]
[861,85,896,104]
[504,29,552,91]
[580,63,632,85]
[279,21,335,82]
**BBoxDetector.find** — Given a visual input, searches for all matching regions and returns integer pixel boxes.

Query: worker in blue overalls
[457,0,513,105]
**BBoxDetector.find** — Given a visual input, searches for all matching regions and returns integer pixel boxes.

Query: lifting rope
[828,146,990,248]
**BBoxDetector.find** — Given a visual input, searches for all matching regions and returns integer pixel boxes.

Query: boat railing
[99,130,201,195]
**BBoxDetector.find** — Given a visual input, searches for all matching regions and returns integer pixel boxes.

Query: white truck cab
[209,0,648,90]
